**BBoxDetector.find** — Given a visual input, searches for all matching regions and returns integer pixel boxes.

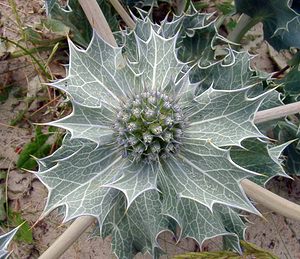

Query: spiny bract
[0,227,19,259]
[37,8,288,259]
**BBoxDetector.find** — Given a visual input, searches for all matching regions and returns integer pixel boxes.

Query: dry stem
[254,101,300,124]
[39,216,95,259]
[109,0,135,29]
[78,0,117,47]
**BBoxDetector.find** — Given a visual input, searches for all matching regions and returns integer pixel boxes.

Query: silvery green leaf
[127,12,217,93]
[37,134,82,170]
[52,24,184,107]
[280,64,300,97]
[230,138,290,186]
[131,27,185,91]
[157,15,184,38]
[138,6,225,65]
[0,227,19,259]
[162,139,258,213]
[178,16,222,65]
[159,173,232,247]
[37,140,124,224]
[235,0,300,50]
[190,51,259,90]
[160,7,213,39]
[258,88,283,111]
[185,86,268,146]
[47,102,114,144]
[172,10,266,91]
[214,204,246,253]
[104,162,159,208]
[100,194,125,239]
[159,145,250,254]
[110,191,169,259]
[50,36,135,108]
[176,5,233,69]
[274,121,300,175]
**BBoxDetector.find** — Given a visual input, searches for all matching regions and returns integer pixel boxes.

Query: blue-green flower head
[37,13,286,259]
[113,89,186,162]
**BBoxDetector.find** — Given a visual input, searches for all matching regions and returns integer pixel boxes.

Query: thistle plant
[37,9,289,258]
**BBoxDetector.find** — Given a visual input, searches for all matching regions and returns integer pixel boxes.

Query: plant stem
[9,41,66,59]
[272,65,290,79]
[7,0,26,40]
[78,0,117,47]
[227,14,260,45]
[241,179,300,221]
[39,216,95,259]
[109,0,135,29]
[254,101,300,124]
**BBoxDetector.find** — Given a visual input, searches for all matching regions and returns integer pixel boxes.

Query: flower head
[113,90,184,162]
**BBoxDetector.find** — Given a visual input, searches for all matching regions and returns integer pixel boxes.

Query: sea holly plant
[36,3,299,259]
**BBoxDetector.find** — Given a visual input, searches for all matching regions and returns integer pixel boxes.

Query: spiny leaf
[0,227,19,259]
[51,23,183,108]
[230,138,290,185]
[162,8,263,92]
[162,139,258,213]
[104,162,159,208]
[280,64,300,98]
[185,86,268,146]
[37,133,81,171]
[273,121,300,175]
[47,102,114,144]
[177,11,221,65]
[189,51,259,90]
[159,174,245,253]
[235,0,300,50]
[109,191,169,259]
[37,140,123,225]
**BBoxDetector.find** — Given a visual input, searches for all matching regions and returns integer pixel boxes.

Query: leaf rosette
[37,11,287,258]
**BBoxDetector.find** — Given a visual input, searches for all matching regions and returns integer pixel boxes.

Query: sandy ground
[1,0,300,258]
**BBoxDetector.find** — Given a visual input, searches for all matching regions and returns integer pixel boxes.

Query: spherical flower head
[113,91,185,162]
